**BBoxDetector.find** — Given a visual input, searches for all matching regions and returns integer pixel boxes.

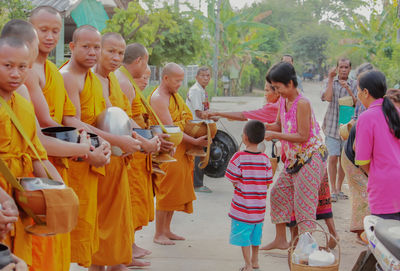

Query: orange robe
[149,90,196,212]
[91,72,134,265]
[127,82,155,231]
[66,69,106,267]
[30,59,78,271]
[0,93,48,266]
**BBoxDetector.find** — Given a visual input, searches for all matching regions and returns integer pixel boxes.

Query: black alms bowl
[41,127,79,143]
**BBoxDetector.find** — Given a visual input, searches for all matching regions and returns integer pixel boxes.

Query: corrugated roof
[30,0,115,12]
[30,0,81,12]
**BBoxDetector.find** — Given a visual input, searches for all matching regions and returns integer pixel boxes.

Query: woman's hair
[387,89,400,105]
[356,62,374,78]
[358,70,400,138]
[266,62,298,87]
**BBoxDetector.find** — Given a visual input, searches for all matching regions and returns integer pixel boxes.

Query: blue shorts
[229,219,263,247]
[325,136,344,156]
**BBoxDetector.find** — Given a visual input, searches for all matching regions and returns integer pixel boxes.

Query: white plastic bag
[292,232,318,265]
[309,250,335,266]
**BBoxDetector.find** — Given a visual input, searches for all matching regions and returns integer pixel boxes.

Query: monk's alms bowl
[15,178,65,215]
[184,120,217,139]
[41,126,79,143]
[150,125,183,146]
[133,128,153,140]
[96,107,133,156]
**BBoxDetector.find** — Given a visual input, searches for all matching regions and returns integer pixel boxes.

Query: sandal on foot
[338,191,349,200]
[331,193,338,202]
[194,186,212,193]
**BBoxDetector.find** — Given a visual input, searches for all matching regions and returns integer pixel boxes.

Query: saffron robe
[31,60,77,271]
[66,68,106,267]
[128,83,154,230]
[91,72,134,265]
[0,93,48,266]
[149,90,196,212]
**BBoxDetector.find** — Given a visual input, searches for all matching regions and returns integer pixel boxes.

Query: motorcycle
[353,215,400,271]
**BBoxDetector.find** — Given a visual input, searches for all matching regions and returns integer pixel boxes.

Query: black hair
[358,70,400,139]
[281,54,293,62]
[266,62,298,87]
[196,66,210,76]
[244,120,265,144]
[337,58,351,67]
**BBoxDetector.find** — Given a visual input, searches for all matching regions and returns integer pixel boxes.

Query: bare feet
[153,234,175,245]
[165,231,185,240]
[126,258,151,268]
[107,264,129,271]
[132,243,152,258]
[260,240,290,251]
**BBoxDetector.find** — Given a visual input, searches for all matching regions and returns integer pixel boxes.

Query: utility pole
[397,0,400,43]
[213,0,221,96]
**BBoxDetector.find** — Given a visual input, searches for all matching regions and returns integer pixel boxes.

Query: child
[225,120,273,271]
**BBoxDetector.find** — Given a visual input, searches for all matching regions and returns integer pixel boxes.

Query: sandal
[194,186,212,193]
[331,193,338,202]
[338,191,349,200]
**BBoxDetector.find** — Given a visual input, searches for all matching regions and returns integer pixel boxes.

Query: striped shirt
[225,150,273,224]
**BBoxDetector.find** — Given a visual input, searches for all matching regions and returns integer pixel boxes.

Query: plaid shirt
[321,77,357,139]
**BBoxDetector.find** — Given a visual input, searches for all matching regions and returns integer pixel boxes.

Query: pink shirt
[243,101,279,124]
[355,98,400,214]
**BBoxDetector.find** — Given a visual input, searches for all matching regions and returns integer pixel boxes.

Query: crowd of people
[0,4,399,271]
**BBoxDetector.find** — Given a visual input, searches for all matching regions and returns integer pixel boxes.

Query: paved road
[71,81,365,270]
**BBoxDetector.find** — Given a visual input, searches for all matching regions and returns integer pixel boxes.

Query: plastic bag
[292,232,318,265]
[309,250,335,266]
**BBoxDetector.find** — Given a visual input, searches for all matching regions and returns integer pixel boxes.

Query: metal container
[20,177,65,191]
[96,107,133,156]
[133,128,153,140]
[0,244,13,269]
[150,125,183,146]
[42,126,79,143]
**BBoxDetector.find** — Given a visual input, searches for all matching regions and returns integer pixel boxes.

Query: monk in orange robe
[1,17,93,271]
[149,63,208,245]
[115,43,169,266]
[0,37,64,268]
[60,27,141,270]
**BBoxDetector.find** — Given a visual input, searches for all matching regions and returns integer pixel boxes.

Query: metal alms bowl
[41,126,79,143]
[133,128,153,140]
[20,177,65,191]
[96,107,133,156]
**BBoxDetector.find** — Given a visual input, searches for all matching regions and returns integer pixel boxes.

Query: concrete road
[71,81,365,271]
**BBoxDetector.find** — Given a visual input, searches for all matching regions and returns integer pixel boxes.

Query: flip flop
[194,186,212,193]
[338,191,349,200]
[331,193,338,202]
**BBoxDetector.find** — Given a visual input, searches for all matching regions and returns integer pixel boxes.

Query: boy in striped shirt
[225,120,273,271]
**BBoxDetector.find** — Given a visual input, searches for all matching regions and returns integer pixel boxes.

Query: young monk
[149,63,208,245]
[1,17,95,271]
[115,43,171,266]
[60,26,141,270]
[90,32,159,271]
[0,36,65,267]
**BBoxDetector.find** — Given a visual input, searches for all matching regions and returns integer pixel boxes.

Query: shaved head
[101,32,125,46]
[123,43,148,64]
[72,25,100,43]
[0,36,28,50]
[1,19,37,43]
[30,5,61,21]
[162,63,184,77]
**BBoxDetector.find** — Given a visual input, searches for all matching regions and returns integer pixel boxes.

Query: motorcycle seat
[375,219,400,260]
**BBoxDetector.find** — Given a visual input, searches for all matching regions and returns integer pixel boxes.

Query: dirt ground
[71,81,366,271]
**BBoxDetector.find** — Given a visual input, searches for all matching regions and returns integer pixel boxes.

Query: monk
[60,26,141,269]
[0,36,65,267]
[115,43,172,265]
[149,63,208,245]
[0,17,96,271]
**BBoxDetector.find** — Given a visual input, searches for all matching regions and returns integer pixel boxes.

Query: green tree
[0,0,33,30]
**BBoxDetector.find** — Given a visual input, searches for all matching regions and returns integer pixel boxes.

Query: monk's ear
[69,42,75,52]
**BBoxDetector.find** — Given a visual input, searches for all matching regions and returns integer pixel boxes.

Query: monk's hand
[87,142,110,167]
[141,136,161,153]
[0,263,16,271]
[12,254,28,271]
[119,135,141,154]
[193,135,208,147]
[158,134,174,152]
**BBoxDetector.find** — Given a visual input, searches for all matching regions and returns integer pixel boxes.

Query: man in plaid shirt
[321,58,357,202]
